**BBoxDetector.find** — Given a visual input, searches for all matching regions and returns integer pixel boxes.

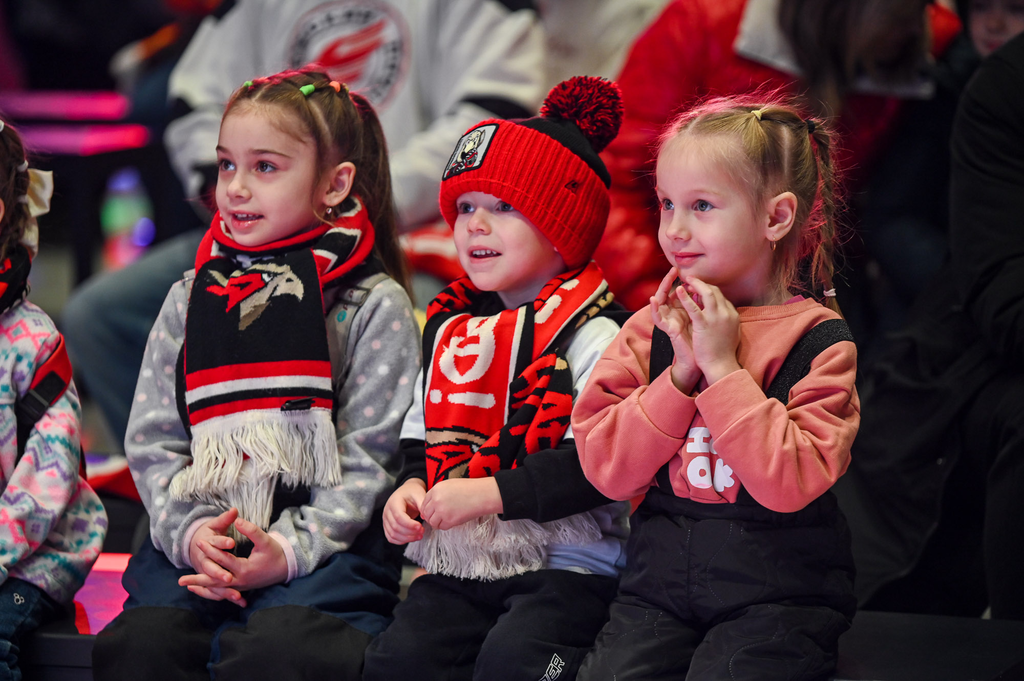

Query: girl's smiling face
[656,136,780,307]
[453,191,566,308]
[215,105,327,247]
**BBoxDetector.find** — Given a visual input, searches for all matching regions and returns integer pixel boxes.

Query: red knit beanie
[439,77,623,269]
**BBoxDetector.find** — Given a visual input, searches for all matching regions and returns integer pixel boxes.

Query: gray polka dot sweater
[125,273,420,580]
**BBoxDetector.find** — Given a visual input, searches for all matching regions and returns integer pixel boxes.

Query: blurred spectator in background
[969,0,1024,57]
[109,0,223,137]
[854,0,1024,359]
[835,13,1024,622]
[592,0,961,318]
[537,0,668,87]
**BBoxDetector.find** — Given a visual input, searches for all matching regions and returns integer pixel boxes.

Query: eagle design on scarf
[206,262,305,330]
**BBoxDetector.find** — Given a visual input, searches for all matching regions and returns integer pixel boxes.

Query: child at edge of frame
[91,65,421,681]
[363,76,631,681]
[572,95,860,681]
[0,119,107,681]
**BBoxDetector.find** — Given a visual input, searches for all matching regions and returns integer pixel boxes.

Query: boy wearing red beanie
[364,77,627,681]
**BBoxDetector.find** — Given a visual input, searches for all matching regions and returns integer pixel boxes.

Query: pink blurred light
[18,124,150,156]
[0,91,130,121]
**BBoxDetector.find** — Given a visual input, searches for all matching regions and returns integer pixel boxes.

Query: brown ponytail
[347,92,409,294]
[0,123,32,261]
[806,122,841,313]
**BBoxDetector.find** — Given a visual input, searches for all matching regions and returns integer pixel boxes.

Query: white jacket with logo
[165,0,546,229]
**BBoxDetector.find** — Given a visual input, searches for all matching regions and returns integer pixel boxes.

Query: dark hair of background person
[778,0,930,112]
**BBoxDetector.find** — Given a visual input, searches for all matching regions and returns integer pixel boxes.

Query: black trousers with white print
[578,488,857,681]
[364,569,617,681]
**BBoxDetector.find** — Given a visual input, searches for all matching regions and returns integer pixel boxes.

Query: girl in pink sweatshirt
[572,96,859,681]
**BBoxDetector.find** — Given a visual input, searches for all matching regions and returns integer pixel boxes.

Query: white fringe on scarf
[170,408,341,534]
[404,511,603,581]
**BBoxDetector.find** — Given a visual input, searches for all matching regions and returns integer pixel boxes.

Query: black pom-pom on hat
[540,76,623,153]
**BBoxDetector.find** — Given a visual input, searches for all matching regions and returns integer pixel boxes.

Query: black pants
[363,569,618,681]
[578,491,856,681]
[93,532,400,681]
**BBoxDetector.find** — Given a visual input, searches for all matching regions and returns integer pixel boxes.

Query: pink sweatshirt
[572,298,859,513]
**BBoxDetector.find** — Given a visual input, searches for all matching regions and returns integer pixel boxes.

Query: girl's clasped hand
[179,507,288,607]
[650,268,741,393]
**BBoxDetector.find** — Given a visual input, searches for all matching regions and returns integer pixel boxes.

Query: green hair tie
[299,84,315,97]
[243,80,254,89]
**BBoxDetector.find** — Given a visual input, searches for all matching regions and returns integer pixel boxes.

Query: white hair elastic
[17,168,53,216]
[16,160,28,172]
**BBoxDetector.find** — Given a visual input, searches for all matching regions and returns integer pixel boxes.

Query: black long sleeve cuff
[495,439,613,523]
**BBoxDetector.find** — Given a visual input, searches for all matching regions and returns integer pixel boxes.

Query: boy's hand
[678,276,741,384]
[650,268,700,393]
[420,477,502,531]
[179,515,288,607]
[383,479,427,545]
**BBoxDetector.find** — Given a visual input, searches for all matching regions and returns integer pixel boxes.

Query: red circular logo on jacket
[288,1,410,108]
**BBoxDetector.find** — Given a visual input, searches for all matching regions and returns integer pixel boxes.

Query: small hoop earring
[325,205,333,217]
[770,238,777,252]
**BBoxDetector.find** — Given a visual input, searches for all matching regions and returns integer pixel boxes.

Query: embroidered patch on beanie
[443,124,498,180]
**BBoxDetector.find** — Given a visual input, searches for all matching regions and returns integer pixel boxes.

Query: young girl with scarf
[0,121,107,681]
[93,67,420,681]
[364,77,630,681]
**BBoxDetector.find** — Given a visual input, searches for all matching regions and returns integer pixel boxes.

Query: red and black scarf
[422,262,612,486]
[170,198,375,530]
[0,245,31,317]
[406,262,613,579]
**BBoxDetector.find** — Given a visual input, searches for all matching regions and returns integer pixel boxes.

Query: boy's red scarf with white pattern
[170,198,374,531]
[409,262,613,579]
[422,262,611,488]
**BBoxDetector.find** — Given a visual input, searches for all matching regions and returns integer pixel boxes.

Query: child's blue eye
[256,161,275,173]
[660,198,674,211]
[694,200,713,212]
[496,201,515,212]
[218,159,235,172]
[457,202,474,214]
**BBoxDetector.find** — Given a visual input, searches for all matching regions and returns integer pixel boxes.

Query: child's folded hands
[179,508,288,606]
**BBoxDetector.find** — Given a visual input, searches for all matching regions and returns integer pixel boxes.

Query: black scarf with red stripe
[170,198,375,530]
